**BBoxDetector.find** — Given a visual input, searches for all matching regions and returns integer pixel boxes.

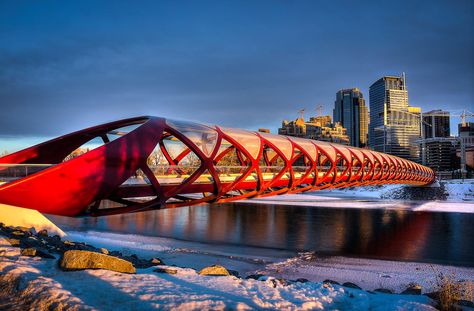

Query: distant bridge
[0,116,435,217]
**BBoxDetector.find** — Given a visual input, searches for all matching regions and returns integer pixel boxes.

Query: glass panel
[121,169,151,185]
[0,164,53,185]
[219,127,261,160]
[351,149,364,164]
[147,134,201,185]
[167,119,218,158]
[259,133,293,160]
[287,137,317,161]
[314,141,336,162]
[63,136,104,162]
[215,139,249,184]
[106,123,142,142]
[153,165,200,185]
[334,146,352,162]
[192,169,214,184]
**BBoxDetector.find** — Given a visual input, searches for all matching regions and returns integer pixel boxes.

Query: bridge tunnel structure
[0,116,435,216]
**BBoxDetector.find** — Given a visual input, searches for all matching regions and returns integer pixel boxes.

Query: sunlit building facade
[333,88,368,147]
[278,115,350,145]
[369,74,421,162]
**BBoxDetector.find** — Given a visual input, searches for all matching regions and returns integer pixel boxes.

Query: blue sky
[0,0,473,152]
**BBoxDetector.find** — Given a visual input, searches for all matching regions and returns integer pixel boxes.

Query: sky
[0,0,473,152]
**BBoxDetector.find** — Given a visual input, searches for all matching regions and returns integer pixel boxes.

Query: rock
[401,283,422,295]
[374,288,393,294]
[295,278,309,283]
[458,300,474,308]
[323,279,340,285]
[198,265,230,276]
[4,238,20,246]
[51,235,61,241]
[228,269,240,277]
[423,291,439,300]
[21,236,41,248]
[63,240,75,246]
[59,250,136,274]
[11,231,26,237]
[154,267,178,274]
[99,248,109,255]
[150,257,164,265]
[245,274,265,280]
[20,248,55,259]
[343,282,362,290]
[109,250,123,257]
[37,229,48,237]
[15,226,33,234]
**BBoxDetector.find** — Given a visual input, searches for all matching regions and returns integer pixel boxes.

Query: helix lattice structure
[0,116,435,216]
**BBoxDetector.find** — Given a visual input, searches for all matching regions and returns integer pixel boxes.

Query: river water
[50,200,474,267]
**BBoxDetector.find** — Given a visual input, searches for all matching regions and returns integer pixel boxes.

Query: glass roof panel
[350,149,364,162]
[332,145,352,162]
[313,141,336,161]
[287,137,317,161]
[259,133,293,160]
[166,119,218,158]
[219,127,261,160]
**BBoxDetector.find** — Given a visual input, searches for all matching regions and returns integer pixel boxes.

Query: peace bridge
[0,116,435,217]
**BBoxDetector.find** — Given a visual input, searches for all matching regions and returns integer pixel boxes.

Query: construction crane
[298,108,305,120]
[315,105,323,117]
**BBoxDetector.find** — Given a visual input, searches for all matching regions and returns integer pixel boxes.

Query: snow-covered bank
[1,240,438,310]
[60,231,474,294]
[242,181,474,213]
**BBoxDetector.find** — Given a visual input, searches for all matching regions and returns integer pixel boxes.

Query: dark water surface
[50,202,474,267]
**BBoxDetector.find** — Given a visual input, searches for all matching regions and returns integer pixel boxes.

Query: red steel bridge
[0,116,435,217]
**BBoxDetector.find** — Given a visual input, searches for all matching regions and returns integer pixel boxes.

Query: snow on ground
[43,231,474,294]
[0,240,437,310]
[243,181,474,213]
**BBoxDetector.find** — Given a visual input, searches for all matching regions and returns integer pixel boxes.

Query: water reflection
[51,203,474,267]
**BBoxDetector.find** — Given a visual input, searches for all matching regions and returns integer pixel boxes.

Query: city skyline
[0,0,473,152]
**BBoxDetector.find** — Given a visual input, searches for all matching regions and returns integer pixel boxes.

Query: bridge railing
[0,164,54,184]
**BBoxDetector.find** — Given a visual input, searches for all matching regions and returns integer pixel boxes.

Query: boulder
[401,283,422,295]
[4,238,20,247]
[198,265,230,276]
[99,248,109,255]
[59,250,136,274]
[245,274,266,280]
[323,279,340,285]
[20,248,55,259]
[150,257,164,265]
[154,267,178,274]
[37,229,48,237]
[11,231,26,237]
[374,288,393,294]
[343,282,362,290]
[63,240,75,247]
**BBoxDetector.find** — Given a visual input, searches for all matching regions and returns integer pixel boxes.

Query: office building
[333,88,369,147]
[423,110,450,138]
[368,74,421,162]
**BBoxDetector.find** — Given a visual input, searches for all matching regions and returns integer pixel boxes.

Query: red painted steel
[0,116,435,216]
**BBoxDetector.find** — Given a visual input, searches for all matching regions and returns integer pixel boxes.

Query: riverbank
[1,225,473,310]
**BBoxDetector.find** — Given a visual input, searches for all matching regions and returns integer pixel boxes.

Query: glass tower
[368,74,421,162]
[333,88,368,147]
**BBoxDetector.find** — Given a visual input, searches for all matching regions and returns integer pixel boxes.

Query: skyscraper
[333,88,368,147]
[368,74,421,162]
[423,110,450,139]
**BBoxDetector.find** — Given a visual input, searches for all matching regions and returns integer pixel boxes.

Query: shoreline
[1,225,473,310]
